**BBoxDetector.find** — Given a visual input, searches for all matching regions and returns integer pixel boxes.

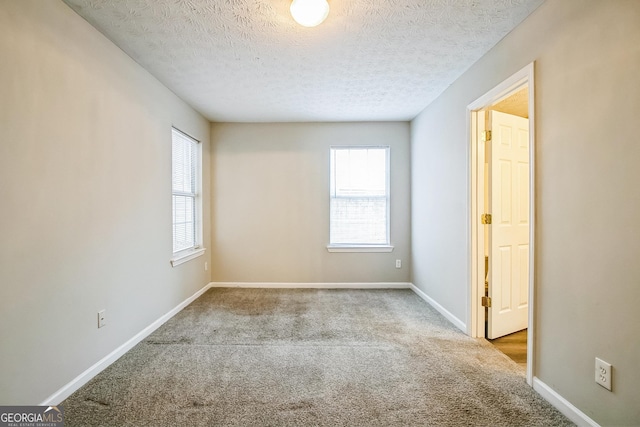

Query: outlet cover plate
[595,357,612,391]
[98,310,106,329]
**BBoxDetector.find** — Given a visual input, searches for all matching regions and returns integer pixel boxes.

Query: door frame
[467,62,535,385]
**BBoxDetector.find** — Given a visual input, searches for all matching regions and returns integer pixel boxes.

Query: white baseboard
[40,282,214,406]
[410,284,467,332]
[38,281,600,427]
[38,281,478,407]
[209,282,413,289]
[533,377,600,427]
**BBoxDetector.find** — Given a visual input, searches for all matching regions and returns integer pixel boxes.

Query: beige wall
[411,0,640,424]
[4,0,638,421]
[211,122,411,283]
[0,1,210,404]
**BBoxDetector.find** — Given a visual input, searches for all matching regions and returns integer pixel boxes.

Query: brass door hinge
[481,130,492,142]
[482,296,492,307]
[481,213,492,225]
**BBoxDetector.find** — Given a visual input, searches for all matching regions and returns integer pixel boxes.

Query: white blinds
[172,128,198,253]
[330,147,389,245]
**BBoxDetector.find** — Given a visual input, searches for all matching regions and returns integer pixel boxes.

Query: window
[329,146,392,252]
[171,128,204,266]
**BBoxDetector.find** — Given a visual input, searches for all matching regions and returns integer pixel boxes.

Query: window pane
[330,196,388,244]
[172,130,196,194]
[173,195,196,252]
[172,128,199,253]
[330,147,389,245]
[334,149,386,196]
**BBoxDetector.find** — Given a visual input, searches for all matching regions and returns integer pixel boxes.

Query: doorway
[468,63,535,385]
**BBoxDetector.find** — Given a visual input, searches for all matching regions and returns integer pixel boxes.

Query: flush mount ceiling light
[290,0,330,27]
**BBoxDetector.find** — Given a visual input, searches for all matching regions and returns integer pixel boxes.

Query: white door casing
[468,62,535,384]
[487,110,530,339]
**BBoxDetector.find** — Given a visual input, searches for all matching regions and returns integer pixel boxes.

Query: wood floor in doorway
[489,329,527,369]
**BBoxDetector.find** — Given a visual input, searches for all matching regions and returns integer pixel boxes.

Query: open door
[486,110,530,339]
[469,63,535,383]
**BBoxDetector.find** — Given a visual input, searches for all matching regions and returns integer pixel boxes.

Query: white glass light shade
[290,0,330,27]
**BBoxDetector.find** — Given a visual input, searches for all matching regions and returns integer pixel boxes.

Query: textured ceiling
[492,87,528,118]
[61,0,545,122]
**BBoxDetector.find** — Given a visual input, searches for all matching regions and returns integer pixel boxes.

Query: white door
[487,110,530,339]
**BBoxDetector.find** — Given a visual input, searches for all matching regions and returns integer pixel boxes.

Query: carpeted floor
[63,288,573,426]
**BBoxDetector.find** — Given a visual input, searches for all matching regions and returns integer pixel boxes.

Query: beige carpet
[63,288,573,426]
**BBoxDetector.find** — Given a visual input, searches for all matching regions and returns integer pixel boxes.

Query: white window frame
[327,146,393,253]
[170,127,205,267]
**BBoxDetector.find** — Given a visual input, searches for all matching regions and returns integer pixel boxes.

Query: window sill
[170,247,206,267]
[327,245,394,253]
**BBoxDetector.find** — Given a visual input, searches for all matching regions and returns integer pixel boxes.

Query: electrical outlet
[205,262,208,271]
[98,310,106,329]
[595,357,612,391]
[395,259,402,269]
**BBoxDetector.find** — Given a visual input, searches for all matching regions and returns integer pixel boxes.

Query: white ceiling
[61,0,544,122]
[492,86,529,118]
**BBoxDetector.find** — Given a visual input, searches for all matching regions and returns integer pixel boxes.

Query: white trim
[467,63,533,111]
[170,247,206,267]
[526,64,536,386]
[329,145,391,248]
[209,282,411,289]
[410,284,467,332]
[172,127,204,259]
[533,378,600,427]
[468,109,486,337]
[327,245,394,253]
[40,282,214,406]
[209,282,467,334]
[467,62,536,386]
